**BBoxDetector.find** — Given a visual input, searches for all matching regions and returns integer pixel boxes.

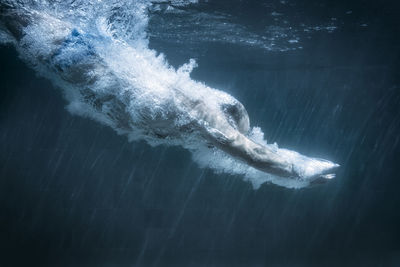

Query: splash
[0,0,338,189]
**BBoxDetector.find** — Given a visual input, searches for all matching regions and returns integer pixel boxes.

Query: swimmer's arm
[206,127,297,178]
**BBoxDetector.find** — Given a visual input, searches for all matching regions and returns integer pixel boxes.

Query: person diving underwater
[0,1,339,187]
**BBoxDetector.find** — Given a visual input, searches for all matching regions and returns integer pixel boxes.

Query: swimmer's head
[221,100,250,134]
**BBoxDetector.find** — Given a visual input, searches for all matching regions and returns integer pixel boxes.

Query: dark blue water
[1,0,400,266]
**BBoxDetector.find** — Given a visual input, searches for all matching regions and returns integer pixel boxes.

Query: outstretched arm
[205,126,297,178]
[202,112,339,181]
[183,94,298,178]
